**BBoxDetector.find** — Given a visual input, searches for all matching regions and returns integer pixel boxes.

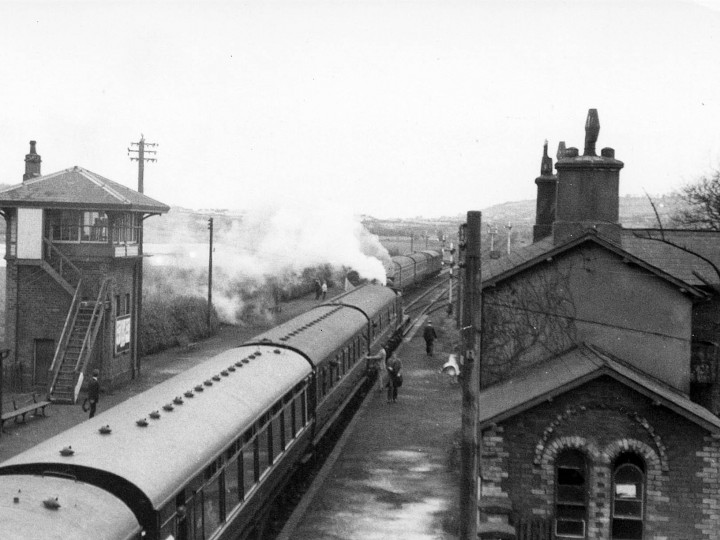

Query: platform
[279,313,462,540]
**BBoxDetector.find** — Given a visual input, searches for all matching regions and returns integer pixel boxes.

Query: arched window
[555,449,588,538]
[611,453,645,539]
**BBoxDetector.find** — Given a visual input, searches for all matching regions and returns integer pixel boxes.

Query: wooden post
[459,210,481,539]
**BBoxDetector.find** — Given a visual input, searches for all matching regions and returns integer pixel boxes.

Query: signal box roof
[0,166,169,213]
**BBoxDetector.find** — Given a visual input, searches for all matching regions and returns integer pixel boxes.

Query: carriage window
[289,396,298,438]
[284,398,294,441]
[272,413,283,457]
[224,453,241,514]
[555,449,587,538]
[203,474,222,538]
[300,389,308,425]
[243,443,255,494]
[612,454,645,539]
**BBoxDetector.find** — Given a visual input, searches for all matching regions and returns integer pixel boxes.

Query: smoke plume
[145,200,391,324]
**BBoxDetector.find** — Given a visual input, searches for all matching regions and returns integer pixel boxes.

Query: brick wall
[480,376,720,539]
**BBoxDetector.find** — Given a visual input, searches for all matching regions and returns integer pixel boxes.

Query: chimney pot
[565,147,579,158]
[23,140,42,181]
[601,147,615,158]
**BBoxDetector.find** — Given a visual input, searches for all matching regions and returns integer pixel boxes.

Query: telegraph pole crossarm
[128,134,158,194]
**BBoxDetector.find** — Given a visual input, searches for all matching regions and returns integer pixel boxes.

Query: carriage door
[34,339,55,387]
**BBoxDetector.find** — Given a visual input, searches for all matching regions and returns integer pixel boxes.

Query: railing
[74,278,111,375]
[47,280,83,395]
[43,238,82,289]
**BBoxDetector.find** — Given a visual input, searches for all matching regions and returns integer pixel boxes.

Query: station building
[477,111,720,539]
[0,142,169,402]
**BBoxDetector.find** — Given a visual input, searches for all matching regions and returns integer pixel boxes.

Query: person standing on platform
[423,320,438,357]
[314,279,322,300]
[88,369,100,418]
[366,347,387,392]
[386,353,402,403]
[321,280,328,300]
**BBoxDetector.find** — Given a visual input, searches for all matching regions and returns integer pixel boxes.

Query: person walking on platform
[87,369,100,418]
[366,347,387,392]
[386,353,402,403]
[423,320,438,357]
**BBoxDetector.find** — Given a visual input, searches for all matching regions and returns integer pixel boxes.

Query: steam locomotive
[0,284,402,540]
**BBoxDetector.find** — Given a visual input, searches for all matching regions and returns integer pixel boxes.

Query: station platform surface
[281,313,462,540]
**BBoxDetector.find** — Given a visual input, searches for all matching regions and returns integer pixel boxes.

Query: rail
[47,280,83,395]
[43,238,82,289]
[74,278,111,374]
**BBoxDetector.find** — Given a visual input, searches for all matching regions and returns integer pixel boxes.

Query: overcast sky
[1,0,719,219]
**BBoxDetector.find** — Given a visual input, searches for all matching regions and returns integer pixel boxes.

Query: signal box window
[555,449,587,538]
[611,453,645,539]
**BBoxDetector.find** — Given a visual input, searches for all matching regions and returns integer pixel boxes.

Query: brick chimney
[532,140,557,242]
[553,109,624,244]
[23,140,41,181]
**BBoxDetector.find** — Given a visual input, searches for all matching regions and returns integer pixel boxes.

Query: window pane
[273,415,283,456]
[203,476,222,539]
[614,500,642,518]
[556,518,585,536]
[285,402,294,441]
[225,456,240,514]
[258,428,270,478]
[558,467,585,485]
[558,485,585,504]
[612,518,643,539]
[243,444,255,494]
[193,495,204,540]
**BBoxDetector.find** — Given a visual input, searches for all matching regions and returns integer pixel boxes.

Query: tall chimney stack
[23,140,42,181]
[553,109,624,244]
[532,140,557,242]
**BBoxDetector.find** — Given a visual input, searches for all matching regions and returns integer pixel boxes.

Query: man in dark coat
[423,320,438,356]
[88,369,100,418]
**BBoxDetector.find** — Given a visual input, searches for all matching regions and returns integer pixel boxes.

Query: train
[387,250,443,290]
[0,283,403,540]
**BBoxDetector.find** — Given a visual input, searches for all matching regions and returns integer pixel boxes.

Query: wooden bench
[1,393,51,429]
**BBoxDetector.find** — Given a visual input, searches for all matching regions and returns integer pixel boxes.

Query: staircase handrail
[48,280,83,395]
[74,278,110,374]
[43,238,82,289]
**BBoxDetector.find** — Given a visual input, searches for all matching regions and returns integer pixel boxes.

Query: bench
[1,393,51,429]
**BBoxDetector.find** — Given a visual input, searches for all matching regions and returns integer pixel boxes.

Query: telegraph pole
[127,135,157,377]
[128,134,158,194]
[459,210,481,540]
[208,218,214,327]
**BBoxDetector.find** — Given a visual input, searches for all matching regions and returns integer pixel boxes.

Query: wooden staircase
[40,238,111,404]
[48,281,109,404]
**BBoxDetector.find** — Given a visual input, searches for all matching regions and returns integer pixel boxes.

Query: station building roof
[0,166,169,214]
[477,343,720,434]
[481,228,719,292]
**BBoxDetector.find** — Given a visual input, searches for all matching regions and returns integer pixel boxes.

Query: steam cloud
[146,200,391,324]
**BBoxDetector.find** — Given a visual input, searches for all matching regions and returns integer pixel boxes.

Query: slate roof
[477,343,720,434]
[622,229,720,286]
[482,228,718,289]
[0,166,169,213]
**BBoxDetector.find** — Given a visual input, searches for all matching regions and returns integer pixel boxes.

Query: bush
[140,295,220,356]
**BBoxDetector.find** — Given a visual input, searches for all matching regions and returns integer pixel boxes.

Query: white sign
[115,315,131,354]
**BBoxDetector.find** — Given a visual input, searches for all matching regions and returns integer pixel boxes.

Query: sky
[1,0,719,219]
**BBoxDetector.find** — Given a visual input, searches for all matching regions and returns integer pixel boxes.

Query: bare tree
[482,263,577,385]
[673,169,720,230]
